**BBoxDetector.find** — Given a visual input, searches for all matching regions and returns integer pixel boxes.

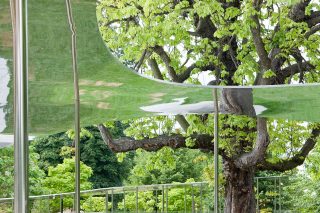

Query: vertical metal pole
[65,0,80,212]
[257,178,259,213]
[165,187,168,213]
[184,186,187,213]
[213,88,219,213]
[111,189,114,213]
[123,190,126,213]
[60,195,64,213]
[12,0,29,211]
[274,178,276,211]
[191,185,195,213]
[279,177,282,213]
[155,189,158,213]
[162,186,164,213]
[106,191,109,213]
[200,183,203,213]
[136,187,139,213]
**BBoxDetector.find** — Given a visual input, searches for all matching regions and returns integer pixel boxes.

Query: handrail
[0,181,208,203]
[0,175,290,204]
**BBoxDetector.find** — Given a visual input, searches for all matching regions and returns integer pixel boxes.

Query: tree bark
[223,160,256,213]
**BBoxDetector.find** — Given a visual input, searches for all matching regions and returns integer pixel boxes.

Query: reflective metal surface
[11,0,29,212]
[0,0,320,137]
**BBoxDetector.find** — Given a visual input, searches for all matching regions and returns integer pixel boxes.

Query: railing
[0,182,213,213]
[0,176,293,213]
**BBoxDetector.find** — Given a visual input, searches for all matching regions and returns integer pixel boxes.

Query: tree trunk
[223,160,256,213]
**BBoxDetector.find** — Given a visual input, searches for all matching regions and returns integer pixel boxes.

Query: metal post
[279,177,282,213]
[12,0,29,211]
[65,0,80,212]
[111,189,114,213]
[200,183,203,213]
[162,186,164,213]
[60,195,64,213]
[123,189,126,213]
[257,178,259,213]
[106,190,109,213]
[136,187,138,213]
[184,186,187,213]
[274,178,276,211]
[166,187,168,213]
[191,185,195,213]
[155,189,158,213]
[213,88,219,213]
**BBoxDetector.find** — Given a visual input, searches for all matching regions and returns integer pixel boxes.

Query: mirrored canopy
[0,0,320,135]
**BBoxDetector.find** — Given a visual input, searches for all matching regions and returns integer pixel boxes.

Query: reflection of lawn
[0,0,13,134]
[2,0,320,135]
[253,85,320,122]
[25,0,214,134]
[0,0,12,58]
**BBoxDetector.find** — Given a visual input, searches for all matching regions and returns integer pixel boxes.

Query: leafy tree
[81,196,111,212]
[118,179,210,212]
[32,132,72,173]
[127,148,210,185]
[32,123,133,189]
[79,126,133,188]
[0,146,45,197]
[97,0,320,212]
[42,158,92,211]
[0,146,46,213]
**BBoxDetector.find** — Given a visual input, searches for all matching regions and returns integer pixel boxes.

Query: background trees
[32,124,132,189]
[97,0,320,211]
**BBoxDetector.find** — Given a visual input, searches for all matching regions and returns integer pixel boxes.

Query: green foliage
[157,180,203,212]
[43,158,92,193]
[118,191,156,212]
[32,132,72,173]
[42,158,92,211]
[82,196,111,212]
[33,124,133,189]
[79,126,134,188]
[0,146,45,198]
[127,148,209,185]
[118,179,211,212]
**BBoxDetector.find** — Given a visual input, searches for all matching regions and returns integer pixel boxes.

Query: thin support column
[65,0,80,212]
[213,88,219,213]
[12,0,29,211]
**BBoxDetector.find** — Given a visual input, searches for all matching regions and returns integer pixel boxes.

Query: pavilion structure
[1,0,320,212]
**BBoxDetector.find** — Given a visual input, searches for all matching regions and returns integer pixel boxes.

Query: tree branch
[147,57,164,80]
[234,118,270,169]
[250,13,271,71]
[134,49,151,71]
[258,125,320,172]
[278,61,314,83]
[177,63,216,83]
[152,45,180,82]
[98,124,213,152]
[175,115,190,132]
[305,24,320,39]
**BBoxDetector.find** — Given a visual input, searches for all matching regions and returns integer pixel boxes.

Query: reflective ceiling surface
[0,0,319,135]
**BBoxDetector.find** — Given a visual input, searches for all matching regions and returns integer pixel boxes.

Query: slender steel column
[65,0,80,212]
[213,88,219,213]
[12,0,29,211]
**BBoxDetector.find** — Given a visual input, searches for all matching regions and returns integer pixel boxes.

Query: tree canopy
[97,0,320,211]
